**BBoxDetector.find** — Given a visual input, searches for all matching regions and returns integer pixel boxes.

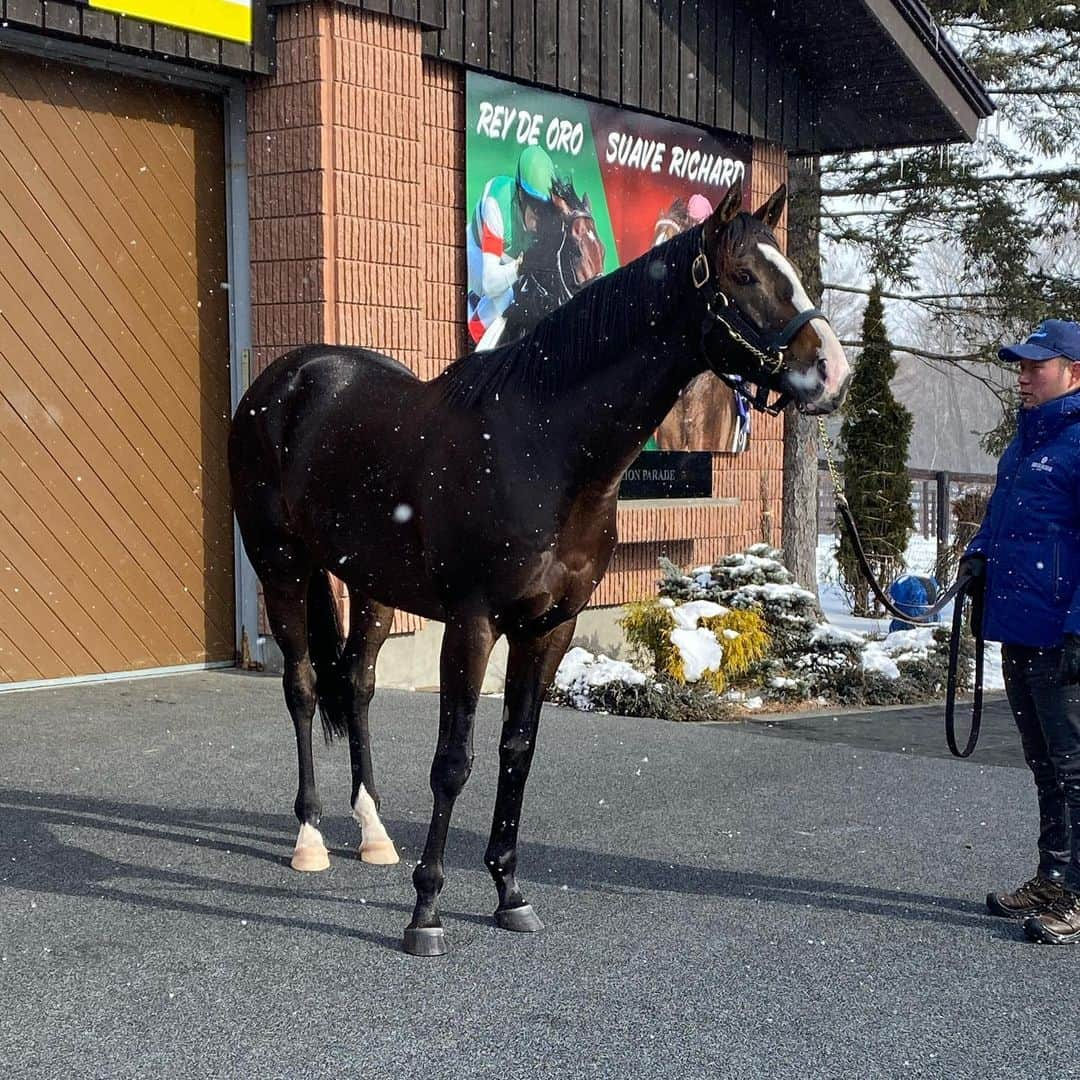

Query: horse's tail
[307,570,350,742]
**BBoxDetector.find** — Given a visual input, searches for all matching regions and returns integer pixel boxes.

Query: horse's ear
[704,177,743,249]
[753,184,787,229]
[583,192,591,211]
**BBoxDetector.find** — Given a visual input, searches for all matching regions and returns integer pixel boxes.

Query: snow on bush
[551,543,972,718]
[553,647,648,710]
[660,544,970,708]
[669,626,725,681]
[548,645,735,723]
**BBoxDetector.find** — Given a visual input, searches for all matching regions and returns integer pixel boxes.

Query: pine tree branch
[987,86,1080,96]
[919,354,1011,396]
[840,340,988,363]
[825,283,996,302]
[842,340,1013,400]
[822,168,1080,198]
[821,207,906,218]
[822,205,979,219]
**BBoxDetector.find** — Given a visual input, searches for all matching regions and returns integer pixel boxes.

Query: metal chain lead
[710,305,786,374]
[818,416,845,505]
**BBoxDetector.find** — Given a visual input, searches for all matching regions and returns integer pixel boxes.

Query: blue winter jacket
[965,389,1080,647]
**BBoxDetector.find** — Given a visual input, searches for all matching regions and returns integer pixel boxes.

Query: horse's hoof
[359,838,400,865]
[494,903,544,933]
[290,843,330,872]
[403,927,446,957]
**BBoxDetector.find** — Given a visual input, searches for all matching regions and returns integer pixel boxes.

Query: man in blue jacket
[961,319,1080,943]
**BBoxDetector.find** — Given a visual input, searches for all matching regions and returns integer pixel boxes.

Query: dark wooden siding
[424,0,820,149]
[2,0,275,74]
[337,0,447,28]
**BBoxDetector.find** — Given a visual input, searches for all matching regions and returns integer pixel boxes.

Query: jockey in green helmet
[515,145,556,224]
[467,145,556,347]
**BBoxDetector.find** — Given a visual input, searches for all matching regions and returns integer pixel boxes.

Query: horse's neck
[555,324,705,491]
[509,226,709,490]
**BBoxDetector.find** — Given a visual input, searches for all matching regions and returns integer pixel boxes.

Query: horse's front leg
[404,610,497,957]
[485,619,576,932]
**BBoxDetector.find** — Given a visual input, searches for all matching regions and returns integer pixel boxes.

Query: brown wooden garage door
[0,52,235,683]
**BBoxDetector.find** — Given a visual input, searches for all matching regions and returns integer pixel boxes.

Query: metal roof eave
[864,0,994,140]
[763,0,994,153]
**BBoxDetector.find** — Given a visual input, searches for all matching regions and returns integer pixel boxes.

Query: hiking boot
[1024,890,1080,944]
[986,875,1066,918]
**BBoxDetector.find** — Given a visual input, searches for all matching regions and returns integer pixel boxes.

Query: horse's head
[696,179,851,416]
[550,178,605,289]
[653,197,692,247]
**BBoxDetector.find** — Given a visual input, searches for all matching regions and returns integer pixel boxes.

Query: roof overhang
[762,0,994,154]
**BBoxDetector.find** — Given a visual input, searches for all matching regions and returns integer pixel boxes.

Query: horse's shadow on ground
[0,787,1023,949]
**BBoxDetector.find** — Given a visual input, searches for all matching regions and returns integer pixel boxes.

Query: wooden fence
[817,463,996,542]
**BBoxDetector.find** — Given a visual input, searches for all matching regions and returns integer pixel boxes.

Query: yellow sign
[90,0,252,44]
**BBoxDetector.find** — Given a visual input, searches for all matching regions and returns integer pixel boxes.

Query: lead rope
[817,419,985,757]
[945,585,984,757]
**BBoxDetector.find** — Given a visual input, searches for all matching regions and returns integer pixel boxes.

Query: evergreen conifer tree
[837,283,914,615]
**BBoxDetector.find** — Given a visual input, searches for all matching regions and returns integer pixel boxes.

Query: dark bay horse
[497,177,605,346]
[228,180,851,956]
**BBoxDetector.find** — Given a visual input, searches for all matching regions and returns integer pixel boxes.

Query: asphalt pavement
[0,670,1074,1080]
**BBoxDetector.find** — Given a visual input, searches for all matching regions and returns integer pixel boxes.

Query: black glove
[957,553,986,584]
[1061,634,1080,686]
[956,554,986,636]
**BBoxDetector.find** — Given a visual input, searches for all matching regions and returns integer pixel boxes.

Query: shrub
[619,598,769,692]
[619,599,680,677]
[548,646,735,722]
[553,544,972,718]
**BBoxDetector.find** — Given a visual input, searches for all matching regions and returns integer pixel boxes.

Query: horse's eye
[733,270,756,287]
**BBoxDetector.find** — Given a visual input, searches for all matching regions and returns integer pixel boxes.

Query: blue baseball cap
[999,320,1080,363]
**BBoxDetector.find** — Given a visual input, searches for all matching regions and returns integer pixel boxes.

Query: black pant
[1002,644,1080,891]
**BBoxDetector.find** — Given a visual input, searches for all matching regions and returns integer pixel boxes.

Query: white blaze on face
[757,243,850,398]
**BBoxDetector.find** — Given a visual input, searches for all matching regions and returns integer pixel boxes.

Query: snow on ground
[816,533,1004,691]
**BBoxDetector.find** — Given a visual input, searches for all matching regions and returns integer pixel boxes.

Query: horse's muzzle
[797,370,852,416]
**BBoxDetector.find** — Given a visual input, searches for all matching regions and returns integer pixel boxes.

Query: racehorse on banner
[483,177,606,348]
[228,179,851,956]
[653,196,694,246]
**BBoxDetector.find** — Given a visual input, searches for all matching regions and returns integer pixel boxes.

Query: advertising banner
[89,0,252,43]
[465,71,754,453]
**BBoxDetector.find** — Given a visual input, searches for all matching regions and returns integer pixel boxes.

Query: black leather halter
[690,236,830,416]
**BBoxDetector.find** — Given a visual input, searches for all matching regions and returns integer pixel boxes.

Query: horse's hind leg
[263,572,329,872]
[485,619,577,932]
[340,596,399,865]
[405,610,497,956]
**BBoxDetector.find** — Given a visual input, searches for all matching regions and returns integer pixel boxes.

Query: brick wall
[248,4,326,370]
[249,3,429,633]
[422,61,469,378]
[247,7,789,632]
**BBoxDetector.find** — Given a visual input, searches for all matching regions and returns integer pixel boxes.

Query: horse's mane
[434,212,773,410]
